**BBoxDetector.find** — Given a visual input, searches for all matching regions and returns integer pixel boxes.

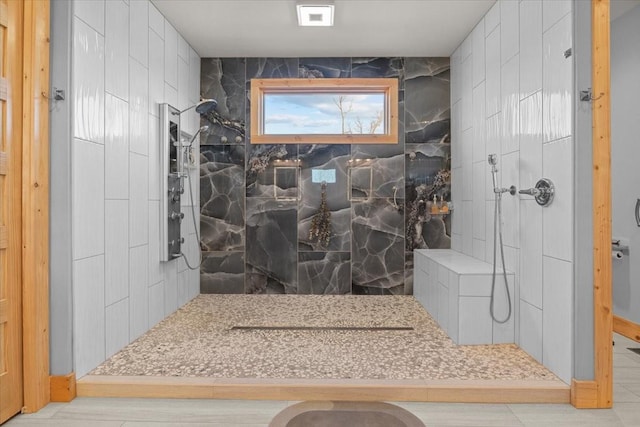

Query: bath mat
[269,401,425,427]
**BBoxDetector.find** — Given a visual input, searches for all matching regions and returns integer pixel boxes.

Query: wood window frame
[250,78,399,144]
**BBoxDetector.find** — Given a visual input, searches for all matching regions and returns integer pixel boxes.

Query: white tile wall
[484,2,500,35]
[461,56,473,132]
[105,298,130,358]
[462,201,473,256]
[129,60,149,155]
[500,0,519,64]
[73,17,105,144]
[129,244,149,340]
[105,200,129,306]
[148,3,164,38]
[71,0,201,377]
[164,22,178,90]
[178,35,189,62]
[461,128,473,201]
[73,255,105,377]
[519,92,543,186]
[148,30,165,117]
[542,136,573,262]
[472,19,485,87]
[520,300,543,363]
[148,281,165,327]
[500,54,519,156]
[129,153,149,247]
[485,27,501,118]
[472,83,486,163]
[105,0,129,101]
[451,0,574,384]
[542,13,573,143]
[542,0,572,32]
[105,94,129,199]
[520,200,543,308]
[472,162,486,240]
[520,0,542,99]
[129,0,148,67]
[542,256,573,383]
[74,0,105,35]
[72,139,105,259]
[500,151,520,248]
[164,83,178,110]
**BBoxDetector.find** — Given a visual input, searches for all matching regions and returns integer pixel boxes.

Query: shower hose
[490,191,512,324]
[180,154,203,271]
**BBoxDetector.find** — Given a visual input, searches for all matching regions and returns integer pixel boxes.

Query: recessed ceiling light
[296,1,334,27]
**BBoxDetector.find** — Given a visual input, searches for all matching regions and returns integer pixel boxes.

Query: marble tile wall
[200,57,451,295]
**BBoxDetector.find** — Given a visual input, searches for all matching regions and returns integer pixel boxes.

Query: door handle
[636,199,640,227]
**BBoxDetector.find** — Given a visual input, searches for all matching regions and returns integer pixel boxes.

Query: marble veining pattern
[90,295,558,381]
[352,199,405,295]
[199,145,245,251]
[198,57,451,295]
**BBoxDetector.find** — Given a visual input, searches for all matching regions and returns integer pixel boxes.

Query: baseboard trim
[50,373,76,402]
[571,379,598,408]
[77,376,570,404]
[613,315,640,342]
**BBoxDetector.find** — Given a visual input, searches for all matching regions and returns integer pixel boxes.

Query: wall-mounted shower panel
[160,103,184,261]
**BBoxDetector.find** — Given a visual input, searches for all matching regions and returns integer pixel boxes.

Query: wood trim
[20,0,50,413]
[0,1,6,28]
[250,78,399,144]
[613,315,640,342]
[0,0,26,422]
[77,376,570,404]
[0,151,6,174]
[0,225,6,249]
[571,379,599,408]
[50,373,77,402]
[592,0,613,409]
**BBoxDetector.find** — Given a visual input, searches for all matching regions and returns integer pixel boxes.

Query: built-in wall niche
[250,78,399,144]
[274,165,300,200]
[348,164,373,201]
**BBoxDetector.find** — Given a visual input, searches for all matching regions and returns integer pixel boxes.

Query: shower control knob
[172,193,181,202]
[519,178,555,206]
[169,212,184,221]
[180,237,185,244]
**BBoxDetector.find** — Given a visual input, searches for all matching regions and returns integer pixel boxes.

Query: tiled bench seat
[414,249,515,345]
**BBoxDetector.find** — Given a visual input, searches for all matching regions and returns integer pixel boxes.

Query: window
[250,78,399,144]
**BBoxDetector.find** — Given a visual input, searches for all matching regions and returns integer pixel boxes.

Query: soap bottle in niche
[440,196,449,214]
[431,195,439,214]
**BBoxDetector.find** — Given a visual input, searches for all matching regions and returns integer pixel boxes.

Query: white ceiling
[151,0,495,58]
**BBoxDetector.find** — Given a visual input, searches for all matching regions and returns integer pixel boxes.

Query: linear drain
[231,326,414,331]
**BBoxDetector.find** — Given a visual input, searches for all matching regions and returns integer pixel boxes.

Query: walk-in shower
[488,154,515,324]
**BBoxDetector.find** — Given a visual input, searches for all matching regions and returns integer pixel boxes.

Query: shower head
[194,99,217,115]
[488,154,498,166]
[174,99,218,116]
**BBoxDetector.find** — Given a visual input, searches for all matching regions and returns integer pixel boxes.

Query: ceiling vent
[296,1,335,26]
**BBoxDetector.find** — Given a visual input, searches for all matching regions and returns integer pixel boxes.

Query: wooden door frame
[591,0,613,409]
[20,0,50,414]
[572,0,613,409]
